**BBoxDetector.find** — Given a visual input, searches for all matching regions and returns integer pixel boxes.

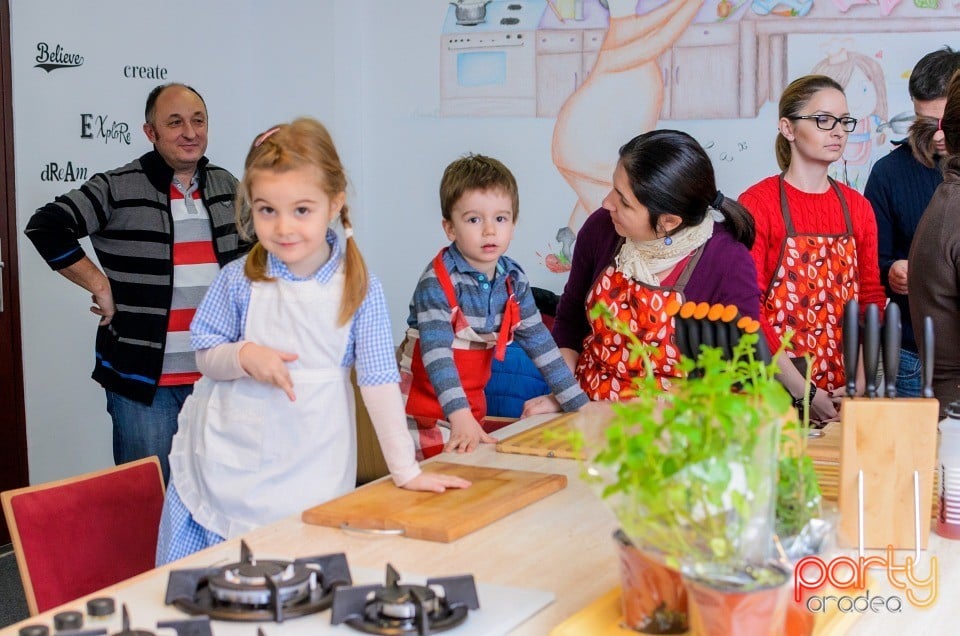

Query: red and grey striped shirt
[159,181,220,386]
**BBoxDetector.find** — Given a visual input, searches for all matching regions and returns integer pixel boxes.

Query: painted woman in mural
[551,0,704,241]
[812,48,888,189]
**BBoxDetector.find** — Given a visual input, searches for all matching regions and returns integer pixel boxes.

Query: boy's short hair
[909,46,960,102]
[439,153,519,222]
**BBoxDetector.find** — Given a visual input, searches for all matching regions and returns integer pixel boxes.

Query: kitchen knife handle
[673,314,691,361]
[863,303,880,398]
[700,318,716,350]
[923,315,935,399]
[715,317,731,360]
[883,302,901,398]
[843,299,860,396]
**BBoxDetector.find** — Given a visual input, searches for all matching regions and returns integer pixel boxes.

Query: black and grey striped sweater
[25,150,247,404]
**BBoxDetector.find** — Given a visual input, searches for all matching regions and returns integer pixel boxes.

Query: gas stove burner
[331,564,480,636]
[101,605,212,636]
[165,540,351,622]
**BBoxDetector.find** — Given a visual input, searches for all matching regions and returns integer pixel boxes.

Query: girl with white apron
[156,119,469,565]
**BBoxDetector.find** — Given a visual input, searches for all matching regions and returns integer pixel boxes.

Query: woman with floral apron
[740,75,886,422]
[538,130,761,413]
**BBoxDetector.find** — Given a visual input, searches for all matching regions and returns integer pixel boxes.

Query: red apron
[399,250,520,459]
[761,176,859,392]
[576,245,701,400]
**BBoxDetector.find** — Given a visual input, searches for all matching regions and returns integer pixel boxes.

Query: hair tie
[254,127,280,147]
[711,190,725,209]
[344,227,354,239]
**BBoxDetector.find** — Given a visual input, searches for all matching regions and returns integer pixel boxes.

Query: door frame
[0,0,31,546]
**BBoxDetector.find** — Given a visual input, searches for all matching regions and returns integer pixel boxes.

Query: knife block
[837,397,939,550]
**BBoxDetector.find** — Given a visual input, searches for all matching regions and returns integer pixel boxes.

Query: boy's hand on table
[521,394,562,418]
[402,471,472,493]
[445,409,496,453]
[239,342,299,401]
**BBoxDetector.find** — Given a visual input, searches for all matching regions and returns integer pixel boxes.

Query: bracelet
[792,384,818,409]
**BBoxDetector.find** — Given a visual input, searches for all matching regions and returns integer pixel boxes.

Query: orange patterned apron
[761,175,859,392]
[576,245,702,400]
[399,249,520,459]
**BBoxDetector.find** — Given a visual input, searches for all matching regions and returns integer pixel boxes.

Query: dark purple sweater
[552,208,762,352]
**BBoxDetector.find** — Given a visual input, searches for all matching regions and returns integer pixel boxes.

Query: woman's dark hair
[618,129,755,249]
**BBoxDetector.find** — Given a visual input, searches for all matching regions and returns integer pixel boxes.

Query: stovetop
[14,566,553,636]
[442,1,547,34]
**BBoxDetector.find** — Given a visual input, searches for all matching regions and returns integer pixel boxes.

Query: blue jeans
[106,385,193,484]
[894,349,922,398]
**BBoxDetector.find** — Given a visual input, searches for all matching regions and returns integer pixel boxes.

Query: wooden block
[838,398,939,550]
[302,462,567,542]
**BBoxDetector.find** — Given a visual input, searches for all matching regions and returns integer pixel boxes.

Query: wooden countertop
[4,414,960,635]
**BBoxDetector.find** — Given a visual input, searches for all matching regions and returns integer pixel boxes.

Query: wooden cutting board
[496,413,581,459]
[301,462,567,542]
[548,586,860,636]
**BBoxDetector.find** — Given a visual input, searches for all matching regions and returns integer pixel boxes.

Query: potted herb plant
[573,303,796,635]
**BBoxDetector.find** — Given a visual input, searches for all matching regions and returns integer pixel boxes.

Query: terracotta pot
[784,599,815,636]
[615,531,688,634]
[683,566,789,636]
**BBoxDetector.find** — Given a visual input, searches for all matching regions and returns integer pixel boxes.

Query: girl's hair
[618,129,755,249]
[776,75,845,171]
[942,68,960,174]
[812,50,888,121]
[236,118,367,326]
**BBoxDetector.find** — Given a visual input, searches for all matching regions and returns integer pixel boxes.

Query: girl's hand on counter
[402,471,472,493]
[446,410,497,453]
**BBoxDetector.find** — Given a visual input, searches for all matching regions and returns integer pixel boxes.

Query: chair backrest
[1,457,165,615]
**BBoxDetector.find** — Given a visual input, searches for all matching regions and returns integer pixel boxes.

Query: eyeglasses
[790,114,859,133]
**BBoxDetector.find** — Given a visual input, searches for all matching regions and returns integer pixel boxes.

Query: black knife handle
[673,313,690,361]
[883,302,901,398]
[843,299,860,396]
[700,318,716,350]
[923,315,935,399]
[862,304,880,398]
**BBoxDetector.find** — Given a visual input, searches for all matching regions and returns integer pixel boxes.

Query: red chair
[1,457,165,614]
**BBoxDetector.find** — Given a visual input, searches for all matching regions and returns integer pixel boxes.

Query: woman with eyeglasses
[739,74,886,423]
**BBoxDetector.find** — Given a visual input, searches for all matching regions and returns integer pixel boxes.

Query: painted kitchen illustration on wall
[441,0,959,272]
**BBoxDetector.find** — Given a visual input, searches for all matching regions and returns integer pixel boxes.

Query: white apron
[169,270,356,538]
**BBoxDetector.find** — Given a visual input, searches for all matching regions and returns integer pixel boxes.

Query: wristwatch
[792,383,818,409]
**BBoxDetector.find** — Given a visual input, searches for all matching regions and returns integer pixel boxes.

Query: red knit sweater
[739,175,886,349]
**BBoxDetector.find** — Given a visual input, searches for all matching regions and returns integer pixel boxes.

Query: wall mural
[440,0,959,273]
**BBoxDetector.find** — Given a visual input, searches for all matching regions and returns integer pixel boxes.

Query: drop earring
[664,235,673,246]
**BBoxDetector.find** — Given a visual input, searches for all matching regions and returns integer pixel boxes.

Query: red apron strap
[431,249,460,311]
[494,276,520,361]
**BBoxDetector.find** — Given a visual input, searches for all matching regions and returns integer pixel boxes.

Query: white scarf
[615,209,723,286]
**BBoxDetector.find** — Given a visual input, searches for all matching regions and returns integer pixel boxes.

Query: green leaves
[577,302,791,570]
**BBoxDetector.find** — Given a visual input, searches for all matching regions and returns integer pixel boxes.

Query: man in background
[865,47,960,397]
[25,83,247,482]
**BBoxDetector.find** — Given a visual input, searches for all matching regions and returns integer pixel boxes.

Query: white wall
[11,0,346,482]
[12,0,957,483]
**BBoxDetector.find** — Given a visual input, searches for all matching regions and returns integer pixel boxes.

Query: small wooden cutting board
[496,413,581,459]
[301,462,567,542]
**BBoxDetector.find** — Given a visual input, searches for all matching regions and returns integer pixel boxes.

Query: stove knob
[86,597,116,618]
[53,611,83,631]
[19,625,49,636]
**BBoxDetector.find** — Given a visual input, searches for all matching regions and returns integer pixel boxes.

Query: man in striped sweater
[25,83,247,483]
